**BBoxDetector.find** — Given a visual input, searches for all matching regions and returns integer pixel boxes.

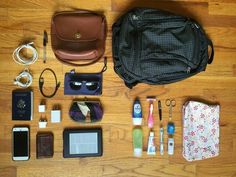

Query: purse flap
[52,12,104,42]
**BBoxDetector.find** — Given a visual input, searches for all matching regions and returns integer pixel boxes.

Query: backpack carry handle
[207,39,214,64]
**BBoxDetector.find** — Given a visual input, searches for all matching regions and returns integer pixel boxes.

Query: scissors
[165,99,176,121]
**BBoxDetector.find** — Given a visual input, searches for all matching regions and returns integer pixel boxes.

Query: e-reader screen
[69,133,98,154]
[63,128,102,158]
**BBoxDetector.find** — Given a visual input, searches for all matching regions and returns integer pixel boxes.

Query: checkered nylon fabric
[112,8,211,88]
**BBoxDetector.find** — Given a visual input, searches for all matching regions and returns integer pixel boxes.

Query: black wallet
[36,132,54,159]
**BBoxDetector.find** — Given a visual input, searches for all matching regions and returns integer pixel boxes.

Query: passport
[12,90,33,121]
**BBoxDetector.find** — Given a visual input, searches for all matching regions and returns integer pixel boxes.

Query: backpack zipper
[132,14,187,23]
[191,22,202,66]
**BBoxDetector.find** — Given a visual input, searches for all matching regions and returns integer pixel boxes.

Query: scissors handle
[165,99,176,107]
[166,99,176,120]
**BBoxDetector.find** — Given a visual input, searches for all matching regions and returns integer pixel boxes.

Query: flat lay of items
[11,9,107,161]
[131,98,177,157]
[9,6,220,163]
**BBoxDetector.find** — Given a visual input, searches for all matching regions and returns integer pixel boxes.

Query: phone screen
[13,131,28,157]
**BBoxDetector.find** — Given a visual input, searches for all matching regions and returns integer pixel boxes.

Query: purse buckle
[75,32,81,39]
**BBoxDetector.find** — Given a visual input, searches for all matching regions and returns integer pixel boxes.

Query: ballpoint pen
[43,30,48,63]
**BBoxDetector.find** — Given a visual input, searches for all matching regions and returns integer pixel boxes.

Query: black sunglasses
[69,80,100,91]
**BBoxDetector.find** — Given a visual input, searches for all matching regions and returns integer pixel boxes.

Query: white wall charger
[51,110,61,123]
[38,105,46,113]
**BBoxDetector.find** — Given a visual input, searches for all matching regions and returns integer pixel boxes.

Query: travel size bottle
[132,127,143,157]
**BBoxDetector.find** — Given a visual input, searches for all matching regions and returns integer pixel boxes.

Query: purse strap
[69,57,107,73]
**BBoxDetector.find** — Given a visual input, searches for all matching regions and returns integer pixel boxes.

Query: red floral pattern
[182,101,220,161]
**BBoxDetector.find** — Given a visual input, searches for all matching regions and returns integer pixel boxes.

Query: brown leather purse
[51,10,106,66]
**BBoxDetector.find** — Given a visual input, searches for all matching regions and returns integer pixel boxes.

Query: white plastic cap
[134,148,142,157]
[150,132,154,137]
[133,118,142,125]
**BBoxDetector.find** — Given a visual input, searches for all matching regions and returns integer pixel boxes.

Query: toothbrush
[148,103,154,128]
[158,100,164,155]
[147,97,156,128]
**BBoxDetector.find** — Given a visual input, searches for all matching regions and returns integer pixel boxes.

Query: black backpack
[112,8,214,88]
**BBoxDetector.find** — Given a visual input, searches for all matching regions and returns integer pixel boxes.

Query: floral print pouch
[182,101,220,161]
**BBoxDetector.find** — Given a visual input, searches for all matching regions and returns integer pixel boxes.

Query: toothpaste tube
[147,131,156,155]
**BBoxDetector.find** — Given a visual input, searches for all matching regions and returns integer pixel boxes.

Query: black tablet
[63,128,103,158]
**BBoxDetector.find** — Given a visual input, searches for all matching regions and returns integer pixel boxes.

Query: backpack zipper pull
[132,14,139,20]
[187,67,191,73]
[194,23,199,29]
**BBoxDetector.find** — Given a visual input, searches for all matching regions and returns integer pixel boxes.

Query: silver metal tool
[158,100,164,155]
[165,99,176,121]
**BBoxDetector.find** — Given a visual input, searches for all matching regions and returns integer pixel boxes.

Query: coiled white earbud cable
[12,42,38,65]
[14,69,33,88]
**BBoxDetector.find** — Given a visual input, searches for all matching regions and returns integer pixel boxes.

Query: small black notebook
[12,90,33,121]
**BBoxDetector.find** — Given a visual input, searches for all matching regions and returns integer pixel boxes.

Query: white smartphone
[12,127,30,161]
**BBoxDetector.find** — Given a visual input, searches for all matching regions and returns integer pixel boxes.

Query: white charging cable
[12,42,38,65]
[14,69,33,88]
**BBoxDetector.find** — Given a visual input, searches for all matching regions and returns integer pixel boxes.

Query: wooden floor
[0,0,236,177]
